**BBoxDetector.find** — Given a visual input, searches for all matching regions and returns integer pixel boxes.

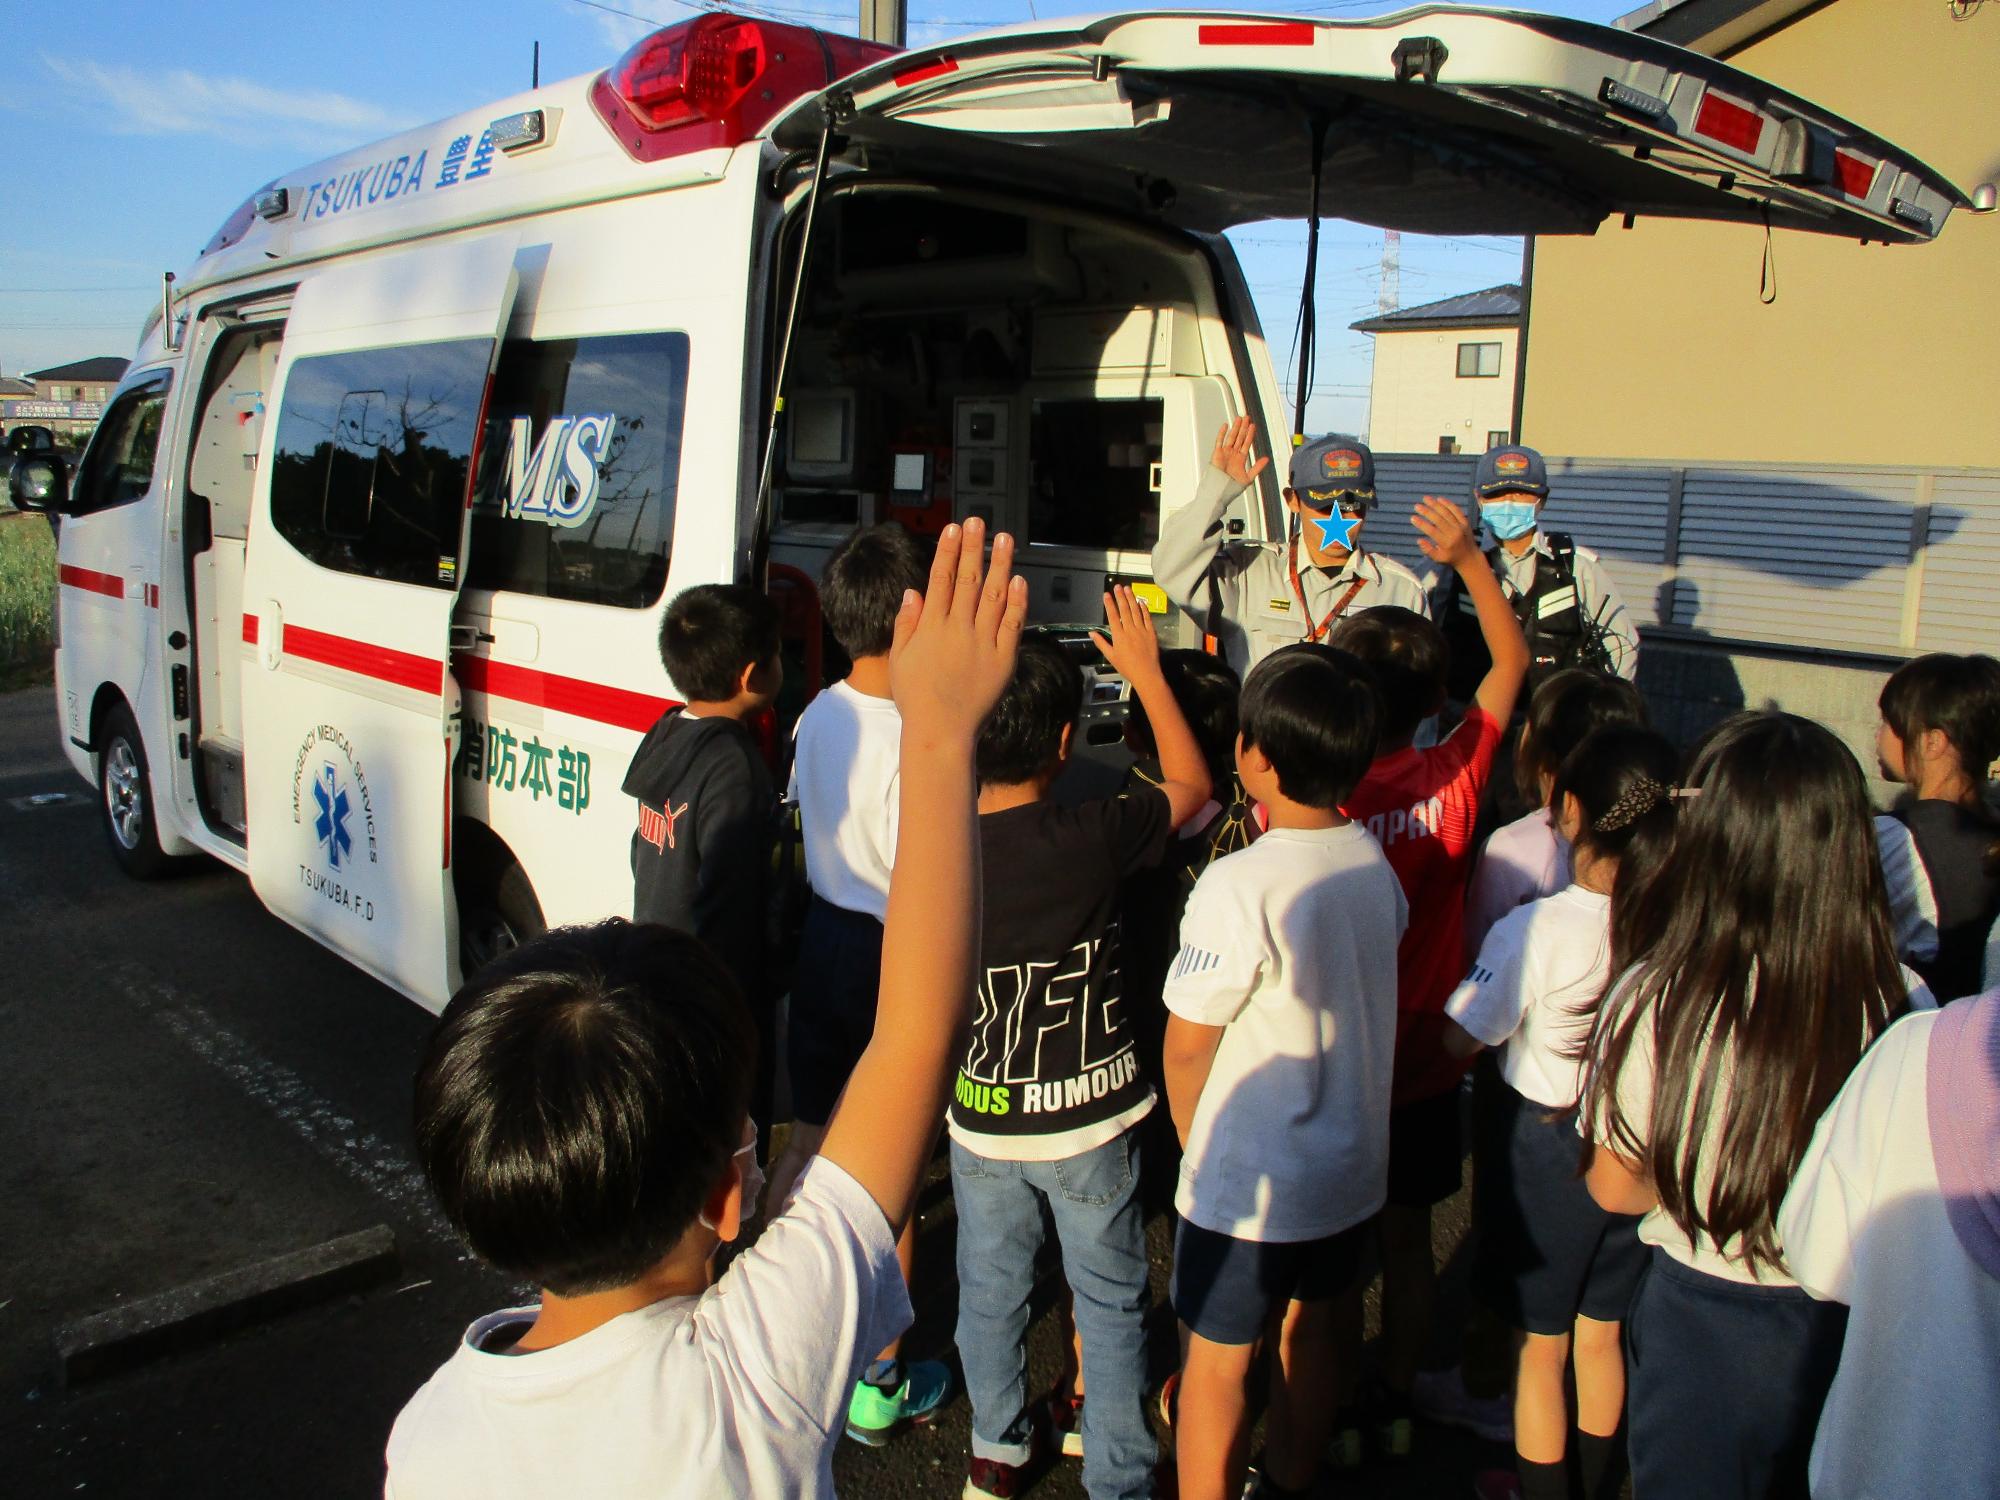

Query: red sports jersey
[1342,707,1505,1106]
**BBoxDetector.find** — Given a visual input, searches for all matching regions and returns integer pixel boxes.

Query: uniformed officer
[1152,418,1431,678]
[1439,444,1638,703]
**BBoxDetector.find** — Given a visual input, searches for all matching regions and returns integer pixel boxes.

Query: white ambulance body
[25,7,1962,1011]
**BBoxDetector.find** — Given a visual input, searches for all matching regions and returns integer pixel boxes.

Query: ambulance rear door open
[240,235,519,1010]
[774,7,1965,243]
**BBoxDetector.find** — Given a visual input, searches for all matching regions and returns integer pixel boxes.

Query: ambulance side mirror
[8,453,68,514]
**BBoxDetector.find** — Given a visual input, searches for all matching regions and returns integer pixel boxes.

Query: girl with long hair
[1444,725,1680,1500]
[1579,712,1929,1500]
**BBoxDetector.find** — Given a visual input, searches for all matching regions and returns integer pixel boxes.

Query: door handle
[258,601,283,671]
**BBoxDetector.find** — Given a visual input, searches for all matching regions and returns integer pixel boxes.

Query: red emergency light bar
[1198,22,1316,45]
[1834,149,1877,200]
[1693,90,1764,155]
[592,12,897,163]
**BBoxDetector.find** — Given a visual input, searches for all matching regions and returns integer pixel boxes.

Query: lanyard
[1288,534,1368,644]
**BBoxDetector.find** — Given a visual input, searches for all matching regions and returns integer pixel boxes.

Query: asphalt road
[1,683,1497,1499]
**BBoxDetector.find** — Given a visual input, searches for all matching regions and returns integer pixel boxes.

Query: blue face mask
[1480,498,1539,542]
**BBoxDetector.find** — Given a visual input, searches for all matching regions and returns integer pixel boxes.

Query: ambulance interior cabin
[768,184,1258,736]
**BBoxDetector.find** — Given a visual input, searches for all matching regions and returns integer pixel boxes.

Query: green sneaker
[845,1358,954,1446]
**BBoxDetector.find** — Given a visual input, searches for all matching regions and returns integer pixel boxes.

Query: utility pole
[1377,228,1401,317]
[860,0,906,48]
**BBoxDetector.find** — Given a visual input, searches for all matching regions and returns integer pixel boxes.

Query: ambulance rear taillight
[591,11,896,162]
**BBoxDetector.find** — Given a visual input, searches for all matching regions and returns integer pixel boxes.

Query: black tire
[458,857,545,981]
[96,702,173,879]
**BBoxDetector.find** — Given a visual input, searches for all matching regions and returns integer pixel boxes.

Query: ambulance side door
[240,235,518,1010]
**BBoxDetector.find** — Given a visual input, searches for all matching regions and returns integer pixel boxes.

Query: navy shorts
[785,897,883,1126]
[1626,1249,1848,1500]
[1385,1085,1465,1208]
[1472,1079,1647,1334]
[1171,1219,1367,1346]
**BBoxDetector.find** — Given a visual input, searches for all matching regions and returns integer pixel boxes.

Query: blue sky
[4,0,1637,434]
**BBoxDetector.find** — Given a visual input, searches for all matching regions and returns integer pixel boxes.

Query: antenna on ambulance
[532,41,540,88]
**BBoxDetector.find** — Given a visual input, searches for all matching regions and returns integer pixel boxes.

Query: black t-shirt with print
[950,788,1174,1155]
[1900,798,2000,1002]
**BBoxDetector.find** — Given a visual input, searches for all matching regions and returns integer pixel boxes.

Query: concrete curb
[54,1224,400,1387]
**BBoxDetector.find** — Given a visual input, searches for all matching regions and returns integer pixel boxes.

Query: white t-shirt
[1165,822,1406,1243]
[1589,967,1935,1286]
[1779,1007,2000,1500]
[1445,883,1610,1110]
[1874,813,1940,968]
[383,1159,911,1500]
[1463,808,1571,961]
[788,680,901,922]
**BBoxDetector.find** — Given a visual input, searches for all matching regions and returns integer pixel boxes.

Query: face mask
[1480,498,1539,542]
[699,1134,764,1235]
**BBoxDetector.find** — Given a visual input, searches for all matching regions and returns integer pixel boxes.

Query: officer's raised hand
[1209,417,1271,490]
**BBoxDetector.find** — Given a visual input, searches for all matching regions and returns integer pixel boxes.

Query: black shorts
[1171,1219,1367,1346]
[1626,1251,1847,1500]
[1472,1079,1647,1334]
[784,897,883,1126]
[1385,1085,1465,1208]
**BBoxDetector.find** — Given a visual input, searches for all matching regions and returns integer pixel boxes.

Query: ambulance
[10,6,1963,1012]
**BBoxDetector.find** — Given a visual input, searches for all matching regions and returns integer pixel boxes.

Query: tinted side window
[269,339,490,589]
[468,332,690,609]
[71,380,170,513]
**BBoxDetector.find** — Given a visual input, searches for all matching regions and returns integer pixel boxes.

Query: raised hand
[1209,416,1271,490]
[1412,495,1479,570]
[889,517,1029,746]
[1089,585,1164,688]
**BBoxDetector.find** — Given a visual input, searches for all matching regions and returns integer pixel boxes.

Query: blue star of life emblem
[1310,509,1363,552]
[313,762,353,869]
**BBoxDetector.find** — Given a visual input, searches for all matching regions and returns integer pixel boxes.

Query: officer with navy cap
[1152,417,1431,677]
[1438,443,1638,702]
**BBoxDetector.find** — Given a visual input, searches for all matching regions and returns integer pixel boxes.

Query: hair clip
[1669,786,1702,801]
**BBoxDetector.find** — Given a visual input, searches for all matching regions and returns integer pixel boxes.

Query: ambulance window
[268,338,491,589]
[69,377,170,514]
[468,331,689,609]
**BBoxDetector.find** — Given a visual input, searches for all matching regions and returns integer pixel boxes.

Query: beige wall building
[1352,285,1521,455]
[1519,0,1998,467]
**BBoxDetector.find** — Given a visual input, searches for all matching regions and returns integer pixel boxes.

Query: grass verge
[1,512,58,686]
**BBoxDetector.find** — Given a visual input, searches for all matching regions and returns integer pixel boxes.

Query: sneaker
[963,1455,1031,1500]
[1414,1365,1515,1445]
[1157,1371,1181,1431]
[1045,1391,1085,1459]
[963,1425,1046,1500]
[1372,1387,1415,1461]
[1327,1405,1366,1472]
[846,1358,953,1447]
[1472,1469,1524,1500]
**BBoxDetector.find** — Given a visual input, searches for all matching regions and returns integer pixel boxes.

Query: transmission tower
[1378,228,1402,317]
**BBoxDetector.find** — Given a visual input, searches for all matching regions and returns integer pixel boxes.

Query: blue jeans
[951,1131,1155,1500]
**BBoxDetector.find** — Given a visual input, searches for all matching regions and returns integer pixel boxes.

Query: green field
[0,513,58,679]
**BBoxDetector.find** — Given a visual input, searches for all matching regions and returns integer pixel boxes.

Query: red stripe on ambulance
[455,654,675,734]
[59,565,124,599]
[282,625,444,694]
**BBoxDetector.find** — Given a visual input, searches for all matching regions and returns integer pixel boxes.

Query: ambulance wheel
[97,703,172,880]
[459,859,545,980]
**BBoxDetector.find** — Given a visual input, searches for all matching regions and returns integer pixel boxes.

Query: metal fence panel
[1672,469,1920,653]
[1918,474,2000,655]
